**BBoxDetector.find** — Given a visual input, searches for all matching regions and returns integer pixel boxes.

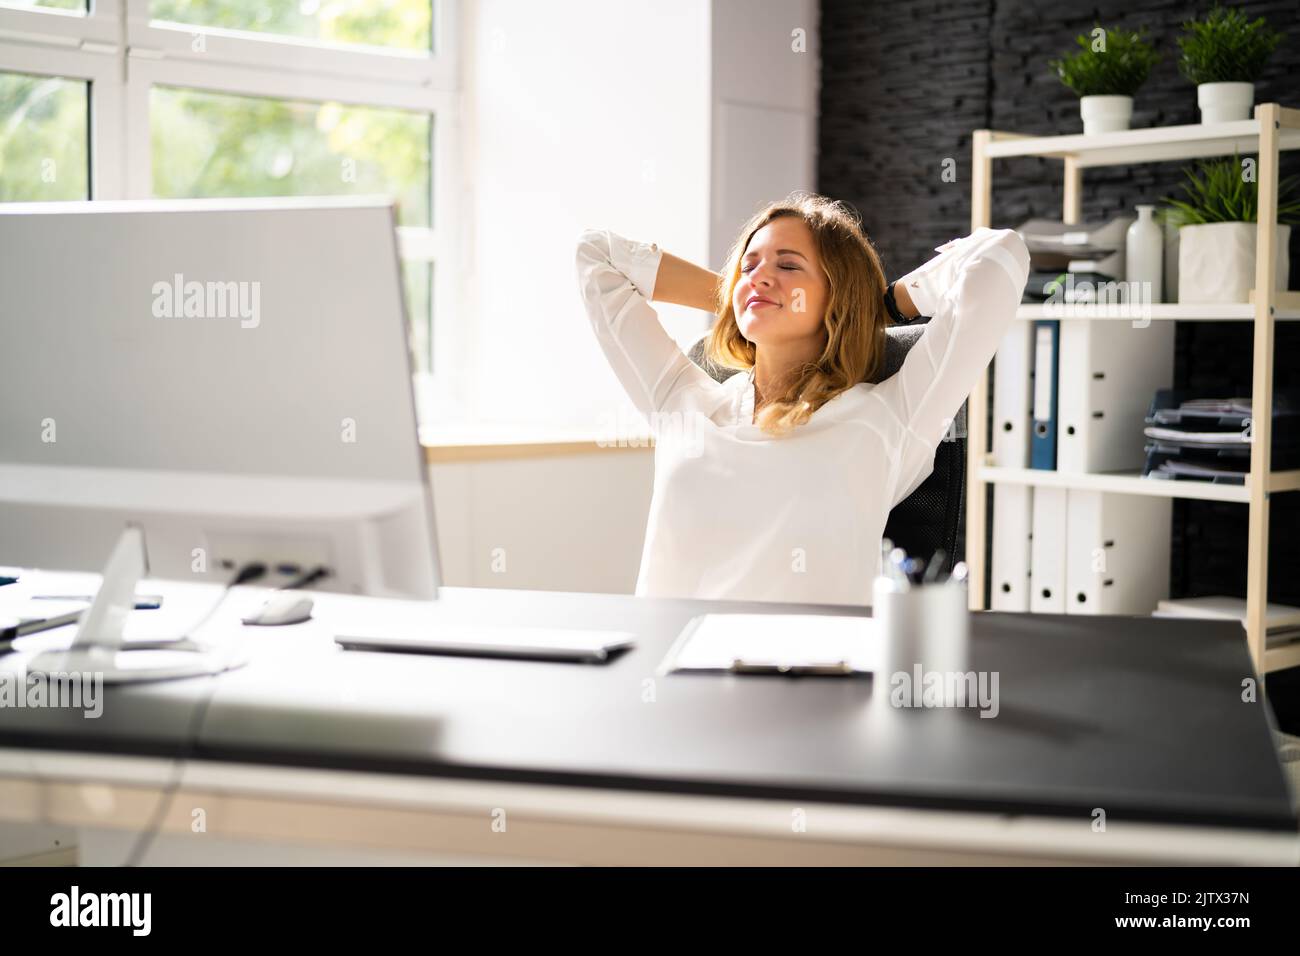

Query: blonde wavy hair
[706,191,889,437]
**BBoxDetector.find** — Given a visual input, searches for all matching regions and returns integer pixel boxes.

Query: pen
[888,547,910,586]
[0,615,20,652]
[902,557,925,585]
[730,658,853,676]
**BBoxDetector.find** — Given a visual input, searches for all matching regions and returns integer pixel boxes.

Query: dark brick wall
[818,0,1300,619]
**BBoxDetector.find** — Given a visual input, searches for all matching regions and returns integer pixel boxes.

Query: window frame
[0,1,122,49]
[0,0,464,425]
[124,0,456,87]
[0,0,124,199]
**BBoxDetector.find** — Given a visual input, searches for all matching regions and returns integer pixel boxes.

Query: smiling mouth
[746,298,778,309]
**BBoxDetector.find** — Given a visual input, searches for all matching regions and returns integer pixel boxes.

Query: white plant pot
[1197,82,1254,124]
[1079,95,1133,135]
[1162,217,1180,303]
[1177,221,1291,304]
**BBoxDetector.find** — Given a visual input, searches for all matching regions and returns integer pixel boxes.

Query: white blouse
[575,225,1030,606]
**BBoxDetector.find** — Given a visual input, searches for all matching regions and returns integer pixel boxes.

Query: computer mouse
[242,593,314,627]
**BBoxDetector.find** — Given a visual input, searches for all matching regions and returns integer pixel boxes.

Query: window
[0,0,462,423]
[0,71,88,201]
[404,261,434,376]
[1,2,86,11]
[148,0,433,52]
[150,86,433,227]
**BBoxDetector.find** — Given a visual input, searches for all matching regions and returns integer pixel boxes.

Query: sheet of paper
[668,613,878,673]
[1154,596,1300,629]
[1143,426,1249,444]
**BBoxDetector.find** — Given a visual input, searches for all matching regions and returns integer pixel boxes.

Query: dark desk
[0,581,1294,845]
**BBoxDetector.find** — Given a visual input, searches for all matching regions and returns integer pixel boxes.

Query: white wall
[431,449,653,592]
[709,0,820,270]
[461,0,712,433]
[459,0,819,433]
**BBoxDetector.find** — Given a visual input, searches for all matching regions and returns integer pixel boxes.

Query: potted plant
[1160,154,1300,303]
[1050,25,1161,135]
[1177,5,1284,124]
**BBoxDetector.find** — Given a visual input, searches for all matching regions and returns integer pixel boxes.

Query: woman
[575,191,1029,606]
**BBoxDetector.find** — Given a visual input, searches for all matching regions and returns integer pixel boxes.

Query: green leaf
[1159,152,1300,226]
[1176,4,1284,84]
[1049,24,1161,97]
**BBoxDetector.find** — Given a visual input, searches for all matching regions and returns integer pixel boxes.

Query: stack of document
[1142,389,1300,484]
[1015,216,1134,303]
[1154,596,1300,649]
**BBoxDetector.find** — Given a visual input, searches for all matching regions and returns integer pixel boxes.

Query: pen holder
[872,576,970,679]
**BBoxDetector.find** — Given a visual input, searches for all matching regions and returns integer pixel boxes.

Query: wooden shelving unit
[967,103,1300,676]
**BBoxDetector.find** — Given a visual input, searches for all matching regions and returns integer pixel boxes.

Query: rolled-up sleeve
[575,228,721,420]
[872,227,1031,506]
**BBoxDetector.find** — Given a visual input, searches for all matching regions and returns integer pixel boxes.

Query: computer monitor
[0,196,441,602]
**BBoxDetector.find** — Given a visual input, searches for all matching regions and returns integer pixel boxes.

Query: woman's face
[732,217,828,347]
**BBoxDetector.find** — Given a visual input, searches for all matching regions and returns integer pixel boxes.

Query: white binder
[1065,490,1171,615]
[991,483,1033,611]
[1057,319,1174,473]
[992,322,1035,468]
[1029,486,1067,613]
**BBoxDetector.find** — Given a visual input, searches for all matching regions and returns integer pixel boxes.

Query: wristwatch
[883,281,909,324]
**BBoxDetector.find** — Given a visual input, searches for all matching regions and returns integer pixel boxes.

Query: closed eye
[741,262,802,273]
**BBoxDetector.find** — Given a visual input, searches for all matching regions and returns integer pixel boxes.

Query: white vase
[1177,221,1292,303]
[1197,82,1254,124]
[1079,95,1133,135]
[1125,205,1163,304]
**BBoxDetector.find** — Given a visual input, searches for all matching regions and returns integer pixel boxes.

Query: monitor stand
[27,526,248,684]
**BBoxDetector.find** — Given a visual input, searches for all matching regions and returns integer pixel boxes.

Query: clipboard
[658,612,878,677]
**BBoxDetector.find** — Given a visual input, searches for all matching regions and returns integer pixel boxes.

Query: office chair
[687,324,967,574]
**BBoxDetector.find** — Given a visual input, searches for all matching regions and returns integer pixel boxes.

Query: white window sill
[420,424,655,462]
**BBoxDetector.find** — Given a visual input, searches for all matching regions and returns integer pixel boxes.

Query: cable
[121,562,266,867]
[280,565,331,591]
